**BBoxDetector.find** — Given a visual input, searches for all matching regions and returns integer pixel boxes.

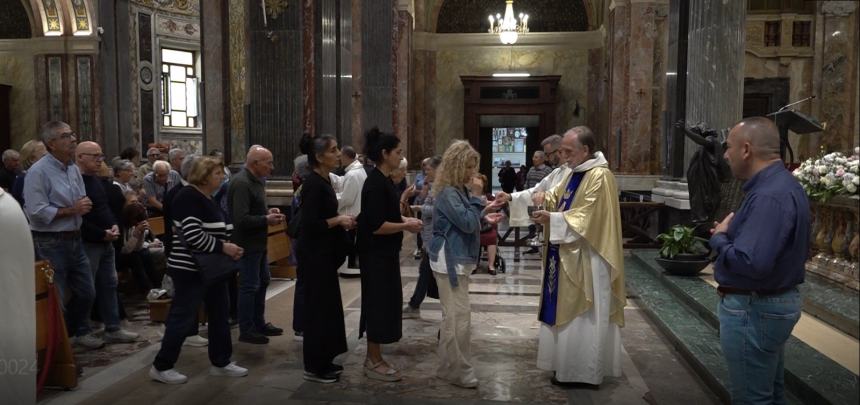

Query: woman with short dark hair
[295,134,356,383]
[356,127,423,381]
[150,156,248,384]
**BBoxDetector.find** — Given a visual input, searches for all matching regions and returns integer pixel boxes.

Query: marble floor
[40,239,721,405]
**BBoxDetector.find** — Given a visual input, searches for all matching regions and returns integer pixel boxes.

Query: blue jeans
[84,242,121,331]
[718,289,801,405]
[237,250,270,333]
[153,269,232,370]
[408,250,432,308]
[33,233,94,337]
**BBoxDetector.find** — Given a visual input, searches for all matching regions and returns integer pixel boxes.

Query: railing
[807,195,860,291]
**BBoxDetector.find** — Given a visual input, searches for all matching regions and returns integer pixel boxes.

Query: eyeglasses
[79,153,105,160]
[547,149,560,156]
[58,131,76,140]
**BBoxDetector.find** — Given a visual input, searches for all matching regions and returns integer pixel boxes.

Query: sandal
[364,359,402,382]
[488,268,497,276]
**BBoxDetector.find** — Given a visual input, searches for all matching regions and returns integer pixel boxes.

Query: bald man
[142,160,181,215]
[76,141,140,344]
[228,146,286,344]
[709,116,810,404]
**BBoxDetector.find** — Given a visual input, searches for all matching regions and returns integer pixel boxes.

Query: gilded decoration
[130,0,199,16]
[71,0,89,31]
[229,0,248,159]
[43,0,62,33]
[265,0,288,20]
[156,15,200,39]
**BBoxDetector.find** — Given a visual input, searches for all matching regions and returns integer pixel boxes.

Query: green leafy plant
[657,225,709,259]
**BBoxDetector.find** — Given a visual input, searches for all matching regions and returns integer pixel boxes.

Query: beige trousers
[433,272,477,385]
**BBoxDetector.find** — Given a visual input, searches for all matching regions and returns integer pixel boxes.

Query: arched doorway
[461,75,560,189]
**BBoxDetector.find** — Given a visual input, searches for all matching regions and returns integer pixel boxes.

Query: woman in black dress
[357,128,424,382]
[296,134,357,383]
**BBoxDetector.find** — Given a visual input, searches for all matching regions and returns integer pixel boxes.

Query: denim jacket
[427,185,484,287]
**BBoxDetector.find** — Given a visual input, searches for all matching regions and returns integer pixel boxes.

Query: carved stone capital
[822,1,857,17]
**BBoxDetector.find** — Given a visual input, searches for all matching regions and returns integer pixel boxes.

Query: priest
[530,126,626,387]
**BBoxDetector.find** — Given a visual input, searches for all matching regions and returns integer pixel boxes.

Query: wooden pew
[148,215,165,237]
[35,260,78,390]
[267,223,296,279]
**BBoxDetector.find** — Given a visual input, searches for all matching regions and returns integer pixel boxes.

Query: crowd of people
[1,116,810,403]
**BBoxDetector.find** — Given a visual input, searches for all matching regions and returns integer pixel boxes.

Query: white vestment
[508,165,570,227]
[0,189,36,403]
[535,160,622,385]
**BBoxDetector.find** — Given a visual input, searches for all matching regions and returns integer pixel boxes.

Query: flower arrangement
[793,147,860,202]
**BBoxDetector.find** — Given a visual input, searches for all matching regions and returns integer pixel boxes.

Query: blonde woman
[427,140,505,388]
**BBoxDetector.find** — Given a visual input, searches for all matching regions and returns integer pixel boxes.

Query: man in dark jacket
[76,141,139,343]
[228,146,286,344]
[498,160,517,193]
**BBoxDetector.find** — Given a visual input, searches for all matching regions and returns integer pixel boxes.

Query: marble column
[201,0,228,161]
[351,0,363,149]
[361,0,395,135]
[393,8,412,164]
[607,0,668,174]
[683,0,746,216]
[227,0,248,162]
[303,0,316,135]
[817,2,859,153]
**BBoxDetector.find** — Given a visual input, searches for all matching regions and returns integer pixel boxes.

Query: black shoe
[524,247,540,254]
[327,363,344,376]
[303,370,338,383]
[258,322,284,336]
[238,331,269,344]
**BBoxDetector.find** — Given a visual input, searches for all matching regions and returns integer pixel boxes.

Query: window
[160,48,199,128]
[765,21,781,47]
[748,0,814,14]
[792,21,811,47]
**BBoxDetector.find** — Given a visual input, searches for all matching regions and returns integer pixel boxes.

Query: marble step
[625,254,734,404]
[631,250,859,405]
[799,272,860,339]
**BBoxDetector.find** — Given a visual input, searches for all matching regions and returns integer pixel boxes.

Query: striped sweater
[166,186,233,272]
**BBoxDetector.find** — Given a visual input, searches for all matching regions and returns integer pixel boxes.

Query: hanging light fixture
[488,0,529,45]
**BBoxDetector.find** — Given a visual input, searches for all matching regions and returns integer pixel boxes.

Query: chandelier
[488,0,529,45]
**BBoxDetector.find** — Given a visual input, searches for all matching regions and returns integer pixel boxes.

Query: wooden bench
[148,215,165,237]
[35,260,78,390]
[267,223,296,279]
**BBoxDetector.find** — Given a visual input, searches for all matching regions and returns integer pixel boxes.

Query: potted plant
[655,225,711,276]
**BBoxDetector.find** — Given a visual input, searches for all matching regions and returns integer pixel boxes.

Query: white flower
[846,183,857,194]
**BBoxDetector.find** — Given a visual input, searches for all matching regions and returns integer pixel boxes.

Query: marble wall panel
[819,3,859,154]
[248,0,303,176]
[75,56,94,141]
[228,0,248,161]
[393,9,412,157]
[339,0,353,147]
[433,48,588,153]
[315,0,338,137]
[0,54,38,148]
[362,0,395,134]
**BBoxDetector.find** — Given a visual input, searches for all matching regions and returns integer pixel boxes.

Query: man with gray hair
[138,147,163,178]
[168,148,186,172]
[24,121,102,349]
[1,148,21,190]
[229,145,285,344]
[142,160,182,215]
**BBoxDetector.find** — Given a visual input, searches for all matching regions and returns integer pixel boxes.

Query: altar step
[626,250,859,405]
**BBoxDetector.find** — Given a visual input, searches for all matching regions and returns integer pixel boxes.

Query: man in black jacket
[229,146,286,344]
[76,141,139,343]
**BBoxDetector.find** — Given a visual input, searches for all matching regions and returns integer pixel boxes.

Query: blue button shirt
[23,153,86,232]
[709,162,810,291]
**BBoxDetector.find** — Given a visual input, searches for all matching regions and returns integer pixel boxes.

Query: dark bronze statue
[675,121,732,225]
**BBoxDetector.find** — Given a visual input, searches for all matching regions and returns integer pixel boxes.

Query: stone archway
[26,0,95,37]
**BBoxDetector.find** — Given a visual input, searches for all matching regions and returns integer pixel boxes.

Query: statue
[675,121,732,225]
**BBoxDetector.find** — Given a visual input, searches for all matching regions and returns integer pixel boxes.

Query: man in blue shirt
[709,117,810,404]
[23,121,103,349]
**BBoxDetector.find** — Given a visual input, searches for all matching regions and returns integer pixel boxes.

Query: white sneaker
[73,333,105,349]
[183,335,208,347]
[294,331,304,342]
[210,362,248,377]
[402,304,420,319]
[149,366,188,384]
[104,328,140,343]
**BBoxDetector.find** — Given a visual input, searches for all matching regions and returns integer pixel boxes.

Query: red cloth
[480,226,498,246]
